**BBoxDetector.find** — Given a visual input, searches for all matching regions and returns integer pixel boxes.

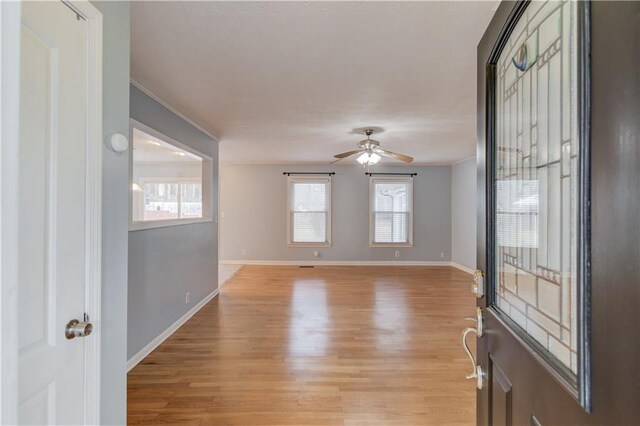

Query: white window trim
[369,176,414,247]
[129,119,213,231]
[287,175,332,247]
[130,217,212,232]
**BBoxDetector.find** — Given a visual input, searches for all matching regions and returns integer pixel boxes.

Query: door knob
[65,319,93,339]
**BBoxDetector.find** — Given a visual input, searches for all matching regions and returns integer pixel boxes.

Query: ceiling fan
[332,129,414,166]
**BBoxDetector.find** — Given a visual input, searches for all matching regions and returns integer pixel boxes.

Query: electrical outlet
[395,251,400,258]
[185,292,190,303]
[441,252,445,259]
[241,249,247,256]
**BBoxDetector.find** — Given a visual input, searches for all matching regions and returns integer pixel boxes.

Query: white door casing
[16,1,102,424]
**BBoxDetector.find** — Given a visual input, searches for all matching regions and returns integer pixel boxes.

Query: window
[287,176,331,246]
[492,0,582,375]
[370,177,413,246]
[130,121,212,230]
[139,179,202,220]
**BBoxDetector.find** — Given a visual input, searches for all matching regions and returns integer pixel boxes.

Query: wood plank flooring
[128,265,477,425]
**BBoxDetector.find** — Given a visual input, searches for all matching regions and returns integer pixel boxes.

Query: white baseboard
[127,288,220,372]
[221,259,476,275]
[220,260,452,267]
[450,262,475,275]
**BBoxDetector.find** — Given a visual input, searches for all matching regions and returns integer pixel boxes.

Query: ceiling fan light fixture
[357,152,370,164]
[357,151,381,165]
[332,128,413,165]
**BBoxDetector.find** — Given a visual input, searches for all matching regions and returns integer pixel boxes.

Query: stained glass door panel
[494,0,579,374]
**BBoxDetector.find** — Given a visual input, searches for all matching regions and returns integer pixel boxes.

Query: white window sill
[287,242,332,248]
[370,242,414,248]
[129,217,213,232]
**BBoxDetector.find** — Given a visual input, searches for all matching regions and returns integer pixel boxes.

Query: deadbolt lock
[472,269,485,298]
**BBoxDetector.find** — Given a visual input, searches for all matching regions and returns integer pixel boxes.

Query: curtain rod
[365,172,417,177]
[283,172,335,176]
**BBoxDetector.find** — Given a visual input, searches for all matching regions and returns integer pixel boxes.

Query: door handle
[462,307,485,390]
[65,319,93,339]
[465,306,484,337]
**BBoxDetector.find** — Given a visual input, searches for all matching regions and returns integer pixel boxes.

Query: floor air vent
[299,265,315,268]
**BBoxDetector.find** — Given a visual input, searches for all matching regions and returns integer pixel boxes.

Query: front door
[18,2,96,424]
[473,1,639,424]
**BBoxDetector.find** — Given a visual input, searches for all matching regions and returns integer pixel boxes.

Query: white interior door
[18,2,90,424]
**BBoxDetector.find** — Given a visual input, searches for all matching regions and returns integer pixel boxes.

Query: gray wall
[128,84,219,360]
[220,164,451,262]
[93,2,130,424]
[451,158,477,270]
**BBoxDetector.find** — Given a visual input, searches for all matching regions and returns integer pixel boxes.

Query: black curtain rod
[365,172,417,177]
[283,172,335,176]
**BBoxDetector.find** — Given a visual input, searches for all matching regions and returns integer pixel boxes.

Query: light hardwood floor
[128,265,476,425]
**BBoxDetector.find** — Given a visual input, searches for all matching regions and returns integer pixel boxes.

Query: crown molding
[451,155,477,166]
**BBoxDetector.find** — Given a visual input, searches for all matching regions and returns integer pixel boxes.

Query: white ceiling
[131,1,497,165]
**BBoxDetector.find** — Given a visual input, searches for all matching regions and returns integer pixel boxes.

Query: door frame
[0,1,103,424]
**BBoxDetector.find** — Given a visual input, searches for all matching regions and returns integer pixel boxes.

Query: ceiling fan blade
[375,149,414,163]
[333,149,363,159]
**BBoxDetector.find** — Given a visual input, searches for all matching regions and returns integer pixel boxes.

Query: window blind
[372,181,411,244]
[290,180,329,243]
[496,179,539,248]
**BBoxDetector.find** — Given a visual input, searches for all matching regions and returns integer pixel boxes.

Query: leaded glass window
[494,0,579,374]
